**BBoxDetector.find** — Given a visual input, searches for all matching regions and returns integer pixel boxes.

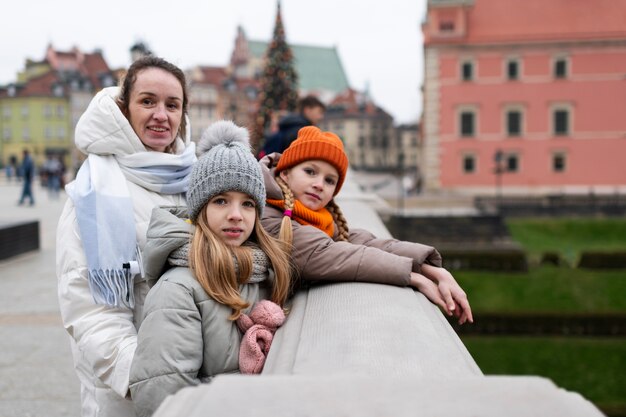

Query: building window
[45,126,53,140]
[22,127,30,141]
[553,153,566,172]
[56,105,65,118]
[553,109,570,136]
[21,105,29,118]
[461,61,474,81]
[506,154,519,172]
[507,59,519,80]
[3,106,11,119]
[57,126,66,139]
[3,128,11,141]
[246,88,257,101]
[439,21,455,32]
[43,105,52,118]
[506,110,522,137]
[102,75,115,87]
[53,85,64,97]
[462,154,476,173]
[554,57,568,79]
[460,111,475,137]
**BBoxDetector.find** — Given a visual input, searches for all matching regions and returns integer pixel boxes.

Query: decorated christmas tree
[253,0,299,149]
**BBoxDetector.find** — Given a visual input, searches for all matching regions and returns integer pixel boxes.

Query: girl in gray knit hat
[129,121,291,417]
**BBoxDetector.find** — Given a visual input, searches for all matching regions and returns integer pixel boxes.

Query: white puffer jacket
[56,87,193,417]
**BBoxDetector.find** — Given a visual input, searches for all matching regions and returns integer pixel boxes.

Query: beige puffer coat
[259,153,442,288]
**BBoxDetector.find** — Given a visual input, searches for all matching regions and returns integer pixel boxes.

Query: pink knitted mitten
[236,300,286,374]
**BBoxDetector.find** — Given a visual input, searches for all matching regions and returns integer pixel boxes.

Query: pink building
[421,0,626,195]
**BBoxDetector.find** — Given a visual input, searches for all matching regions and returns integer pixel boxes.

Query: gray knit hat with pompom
[187,120,265,222]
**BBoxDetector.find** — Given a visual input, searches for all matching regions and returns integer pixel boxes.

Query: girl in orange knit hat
[259,126,472,325]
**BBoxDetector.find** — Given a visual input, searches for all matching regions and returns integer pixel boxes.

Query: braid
[327,200,350,241]
[275,176,295,248]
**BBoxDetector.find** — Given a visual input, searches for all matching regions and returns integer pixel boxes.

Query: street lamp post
[494,149,504,212]
[397,151,405,216]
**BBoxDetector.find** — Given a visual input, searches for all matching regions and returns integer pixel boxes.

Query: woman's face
[203,191,256,247]
[279,160,339,211]
[127,67,183,152]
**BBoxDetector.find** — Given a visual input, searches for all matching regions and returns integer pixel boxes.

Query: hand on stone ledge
[413,264,473,325]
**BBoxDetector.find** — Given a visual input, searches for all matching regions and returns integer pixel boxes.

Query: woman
[56,56,197,417]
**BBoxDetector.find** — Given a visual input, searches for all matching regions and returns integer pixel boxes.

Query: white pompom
[197,120,250,155]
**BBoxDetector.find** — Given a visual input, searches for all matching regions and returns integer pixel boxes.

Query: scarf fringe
[87,247,143,309]
[87,269,135,309]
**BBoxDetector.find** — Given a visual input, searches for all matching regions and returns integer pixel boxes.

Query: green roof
[249,41,349,94]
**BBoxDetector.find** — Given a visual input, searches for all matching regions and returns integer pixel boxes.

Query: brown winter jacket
[259,153,443,288]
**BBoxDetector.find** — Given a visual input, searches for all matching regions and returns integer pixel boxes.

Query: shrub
[441,248,528,272]
[540,251,562,267]
[578,251,626,269]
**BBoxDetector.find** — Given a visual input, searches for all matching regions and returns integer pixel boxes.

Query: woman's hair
[275,176,350,247]
[116,56,189,151]
[189,208,291,320]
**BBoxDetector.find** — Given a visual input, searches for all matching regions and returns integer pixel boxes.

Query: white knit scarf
[67,145,196,308]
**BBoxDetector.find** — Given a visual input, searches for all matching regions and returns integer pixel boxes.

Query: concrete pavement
[0,178,81,417]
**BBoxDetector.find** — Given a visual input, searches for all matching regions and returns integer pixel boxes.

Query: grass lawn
[463,336,626,414]
[506,217,626,265]
[456,218,626,415]
[455,266,626,314]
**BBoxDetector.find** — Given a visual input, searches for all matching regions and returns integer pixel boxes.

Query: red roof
[45,45,113,88]
[83,52,113,87]
[7,71,65,98]
[428,0,626,45]
[329,88,389,117]
[194,66,228,86]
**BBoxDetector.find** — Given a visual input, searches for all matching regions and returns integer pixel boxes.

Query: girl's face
[127,67,183,152]
[279,160,339,211]
[203,191,256,247]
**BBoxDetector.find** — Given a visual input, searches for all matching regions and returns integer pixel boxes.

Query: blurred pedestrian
[43,156,63,199]
[17,149,35,206]
[258,95,326,158]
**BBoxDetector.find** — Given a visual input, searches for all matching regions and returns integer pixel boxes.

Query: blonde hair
[275,176,350,247]
[189,208,291,320]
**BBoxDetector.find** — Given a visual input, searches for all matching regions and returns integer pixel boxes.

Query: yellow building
[1,71,71,170]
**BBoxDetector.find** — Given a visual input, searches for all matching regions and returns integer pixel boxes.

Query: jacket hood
[74,86,191,157]
[142,206,193,283]
[278,114,309,131]
[259,153,284,201]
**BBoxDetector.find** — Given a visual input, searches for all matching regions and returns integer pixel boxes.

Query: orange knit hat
[275,126,349,195]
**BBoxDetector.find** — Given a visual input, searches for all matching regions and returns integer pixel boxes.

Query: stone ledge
[154,375,604,417]
[0,220,40,261]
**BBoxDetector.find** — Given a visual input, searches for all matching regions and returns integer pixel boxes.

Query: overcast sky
[1,0,427,123]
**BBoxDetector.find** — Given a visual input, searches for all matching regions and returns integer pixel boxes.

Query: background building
[186,66,227,140]
[421,0,626,195]
[0,44,116,171]
[321,88,397,171]
[190,24,414,171]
